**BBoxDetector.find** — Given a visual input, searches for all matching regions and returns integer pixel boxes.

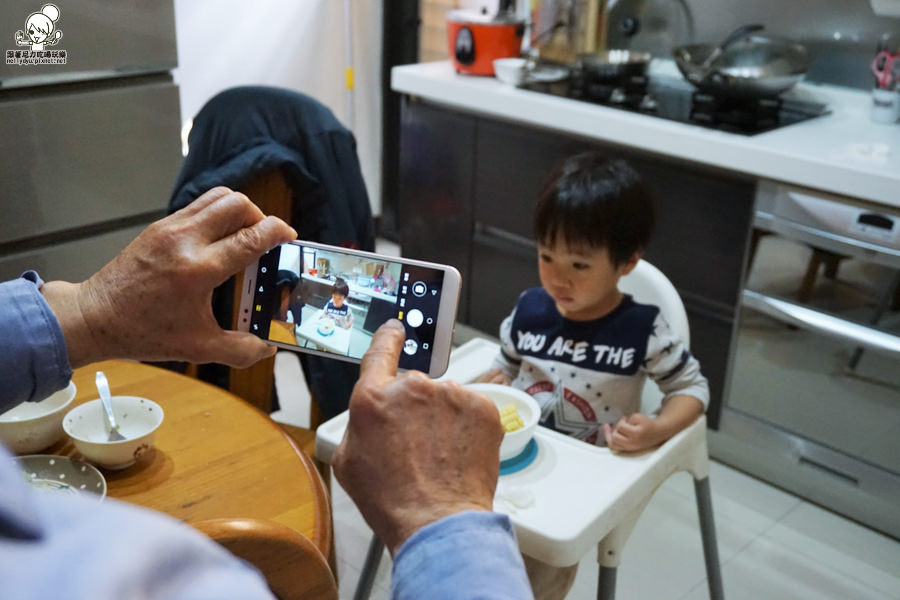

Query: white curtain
[173,0,383,215]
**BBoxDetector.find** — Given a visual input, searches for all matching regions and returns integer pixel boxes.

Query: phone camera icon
[406,309,424,328]
[412,282,427,297]
[403,339,418,355]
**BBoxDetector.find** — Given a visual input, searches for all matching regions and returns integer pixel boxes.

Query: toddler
[321,278,353,329]
[480,153,709,598]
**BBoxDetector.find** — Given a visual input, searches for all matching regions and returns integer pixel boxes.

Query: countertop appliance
[0,1,182,284]
[519,68,830,135]
[715,180,900,538]
[446,0,526,76]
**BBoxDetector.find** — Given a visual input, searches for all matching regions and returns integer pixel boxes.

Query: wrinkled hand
[603,413,663,453]
[43,187,296,368]
[332,320,504,555]
[475,368,511,385]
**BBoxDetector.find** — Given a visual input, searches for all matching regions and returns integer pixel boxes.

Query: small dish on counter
[13,454,106,500]
[493,57,528,86]
[525,64,570,83]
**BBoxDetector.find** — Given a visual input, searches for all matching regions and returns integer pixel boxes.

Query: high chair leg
[597,566,616,600]
[353,535,384,600]
[694,477,725,600]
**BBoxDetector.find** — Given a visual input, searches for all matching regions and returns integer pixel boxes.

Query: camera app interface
[249,243,445,372]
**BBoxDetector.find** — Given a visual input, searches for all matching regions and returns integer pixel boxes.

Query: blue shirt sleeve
[391,511,534,600]
[0,272,72,412]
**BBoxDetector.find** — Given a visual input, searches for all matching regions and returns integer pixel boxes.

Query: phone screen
[248,242,448,372]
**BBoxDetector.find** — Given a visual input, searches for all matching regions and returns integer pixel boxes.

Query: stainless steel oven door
[715,181,900,538]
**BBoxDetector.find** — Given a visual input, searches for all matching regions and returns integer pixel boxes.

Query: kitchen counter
[392,61,900,209]
[301,273,398,303]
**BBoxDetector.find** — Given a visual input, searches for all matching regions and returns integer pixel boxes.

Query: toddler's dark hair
[534,154,655,266]
[332,278,350,297]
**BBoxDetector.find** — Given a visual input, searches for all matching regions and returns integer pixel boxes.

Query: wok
[577,50,652,81]
[673,35,810,98]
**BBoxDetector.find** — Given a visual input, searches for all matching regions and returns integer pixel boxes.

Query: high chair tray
[315,338,708,567]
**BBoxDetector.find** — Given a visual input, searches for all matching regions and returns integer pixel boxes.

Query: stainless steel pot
[673,35,810,98]
[577,50,652,81]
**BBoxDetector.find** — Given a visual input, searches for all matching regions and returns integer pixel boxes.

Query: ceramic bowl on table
[63,396,164,470]
[0,382,77,453]
[466,383,540,461]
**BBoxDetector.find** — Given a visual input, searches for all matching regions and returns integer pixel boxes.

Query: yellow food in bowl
[498,403,524,433]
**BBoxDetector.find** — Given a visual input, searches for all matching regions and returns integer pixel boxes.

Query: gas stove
[519,69,830,136]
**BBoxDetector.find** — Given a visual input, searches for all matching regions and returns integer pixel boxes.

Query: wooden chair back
[193,517,338,600]
[227,169,295,413]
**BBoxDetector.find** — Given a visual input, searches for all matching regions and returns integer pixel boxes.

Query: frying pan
[577,49,652,81]
[673,33,810,98]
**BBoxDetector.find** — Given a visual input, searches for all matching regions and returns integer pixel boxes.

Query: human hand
[332,320,504,555]
[603,413,664,453]
[475,368,511,385]
[42,187,296,368]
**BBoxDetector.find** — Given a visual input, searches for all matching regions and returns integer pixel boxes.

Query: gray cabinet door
[1,1,176,86]
[0,80,181,245]
[0,221,148,283]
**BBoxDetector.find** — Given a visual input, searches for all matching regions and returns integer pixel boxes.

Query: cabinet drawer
[0,1,176,85]
[0,81,181,244]
[0,222,150,283]
[468,224,541,335]
[472,115,756,307]
[474,119,588,239]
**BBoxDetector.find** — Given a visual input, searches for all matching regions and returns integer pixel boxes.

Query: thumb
[203,330,277,368]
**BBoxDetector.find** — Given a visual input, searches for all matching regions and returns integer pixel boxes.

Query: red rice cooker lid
[447,8,525,25]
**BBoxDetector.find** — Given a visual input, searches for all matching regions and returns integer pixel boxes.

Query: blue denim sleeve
[0,272,72,413]
[391,511,534,600]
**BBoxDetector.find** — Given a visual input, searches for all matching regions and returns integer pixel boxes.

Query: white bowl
[0,382,77,453]
[493,57,527,86]
[466,383,540,461]
[63,396,164,470]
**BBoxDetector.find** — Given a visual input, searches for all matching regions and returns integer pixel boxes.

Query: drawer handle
[474,222,537,251]
[798,456,859,487]
[741,290,900,357]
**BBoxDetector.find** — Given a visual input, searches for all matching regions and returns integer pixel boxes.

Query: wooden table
[47,359,332,559]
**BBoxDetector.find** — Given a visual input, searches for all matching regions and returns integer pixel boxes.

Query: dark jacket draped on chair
[168,85,374,419]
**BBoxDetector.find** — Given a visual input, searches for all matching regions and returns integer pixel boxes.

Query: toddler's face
[332,293,346,307]
[537,240,636,321]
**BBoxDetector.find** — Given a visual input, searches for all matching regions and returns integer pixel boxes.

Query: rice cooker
[447,8,525,76]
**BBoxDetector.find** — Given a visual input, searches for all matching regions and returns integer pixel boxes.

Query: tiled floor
[270,238,900,599]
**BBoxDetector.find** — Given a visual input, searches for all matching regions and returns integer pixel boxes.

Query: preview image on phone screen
[250,243,445,372]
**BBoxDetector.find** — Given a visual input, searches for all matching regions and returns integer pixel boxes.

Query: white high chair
[316,259,724,600]
[600,259,723,600]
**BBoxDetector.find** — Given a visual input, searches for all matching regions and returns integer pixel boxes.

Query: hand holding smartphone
[238,241,461,377]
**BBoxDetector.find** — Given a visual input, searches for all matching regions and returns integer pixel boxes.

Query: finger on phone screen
[358,319,406,385]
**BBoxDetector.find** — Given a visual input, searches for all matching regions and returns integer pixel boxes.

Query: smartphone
[237,240,462,377]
